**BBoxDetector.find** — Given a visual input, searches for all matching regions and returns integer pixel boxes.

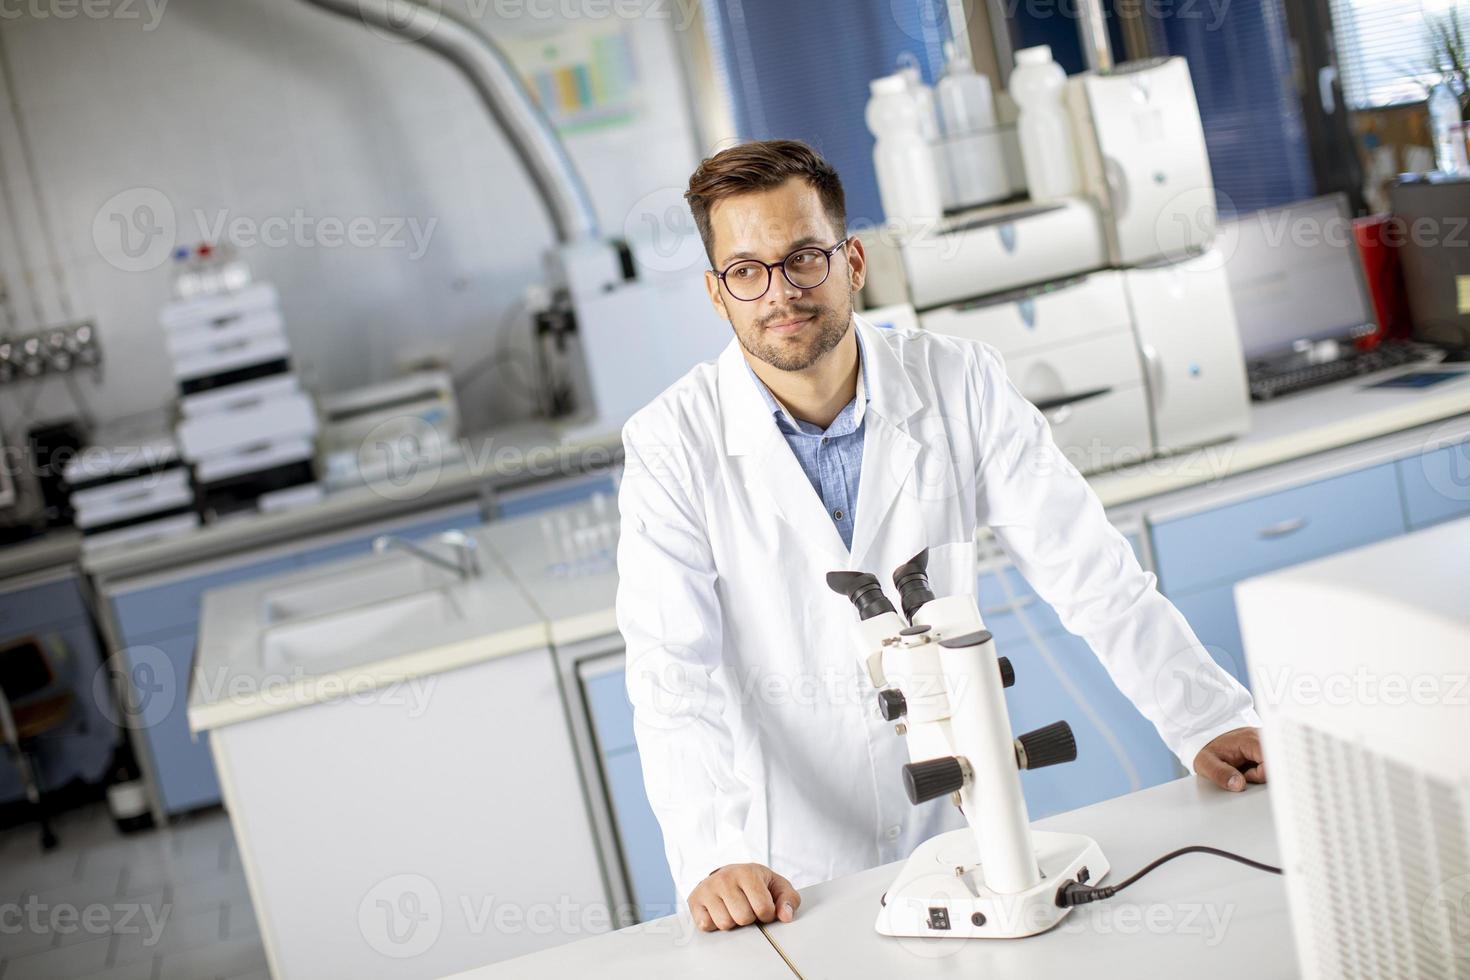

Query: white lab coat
[615,315,1259,903]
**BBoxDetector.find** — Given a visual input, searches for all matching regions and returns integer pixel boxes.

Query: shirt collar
[744,319,869,433]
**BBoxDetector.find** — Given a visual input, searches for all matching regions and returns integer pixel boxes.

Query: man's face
[703,177,866,373]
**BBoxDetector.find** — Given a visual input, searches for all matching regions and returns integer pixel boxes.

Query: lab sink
[261,560,457,624]
[261,588,465,668]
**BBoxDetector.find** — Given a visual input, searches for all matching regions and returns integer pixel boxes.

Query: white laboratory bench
[455,775,1288,979]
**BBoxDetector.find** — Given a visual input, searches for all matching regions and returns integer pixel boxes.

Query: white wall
[0,0,707,441]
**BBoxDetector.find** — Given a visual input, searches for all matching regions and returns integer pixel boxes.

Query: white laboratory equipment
[867,73,947,225]
[316,370,461,490]
[864,47,1249,476]
[161,280,320,517]
[64,432,200,551]
[828,549,1107,938]
[1235,517,1470,980]
[1067,57,1217,265]
[936,42,1011,210]
[1009,46,1082,202]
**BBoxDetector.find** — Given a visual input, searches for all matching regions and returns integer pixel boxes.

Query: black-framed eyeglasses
[714,238,850,302]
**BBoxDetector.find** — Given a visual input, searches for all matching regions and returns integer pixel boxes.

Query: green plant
[1427,7,1470,114]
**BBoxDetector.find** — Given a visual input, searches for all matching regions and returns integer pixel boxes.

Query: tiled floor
[0,805,268,980]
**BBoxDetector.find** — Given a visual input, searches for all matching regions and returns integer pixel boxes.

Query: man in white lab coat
[615,140,1265,933]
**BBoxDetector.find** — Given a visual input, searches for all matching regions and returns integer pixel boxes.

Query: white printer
[864,56,1248,474]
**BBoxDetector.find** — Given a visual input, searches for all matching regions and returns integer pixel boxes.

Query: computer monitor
[1235,517,1470,980]
[1220,193,1379,362]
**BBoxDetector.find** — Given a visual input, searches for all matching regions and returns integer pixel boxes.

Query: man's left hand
[1193,726,1266,792]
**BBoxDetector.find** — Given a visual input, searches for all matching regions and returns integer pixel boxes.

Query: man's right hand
[689,863,801,932]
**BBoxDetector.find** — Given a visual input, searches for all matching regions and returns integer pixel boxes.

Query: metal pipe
[301,0,600,244]
[1075,0,1114,71]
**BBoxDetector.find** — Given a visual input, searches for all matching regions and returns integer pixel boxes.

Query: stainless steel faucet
[373,530,482,581]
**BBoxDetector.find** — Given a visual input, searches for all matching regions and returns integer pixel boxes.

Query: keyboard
[1248,343,1443,401]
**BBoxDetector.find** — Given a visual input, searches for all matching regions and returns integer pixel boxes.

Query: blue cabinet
[497,474,617,520]
[581,665,677,921]
[1398,440,1470,530]
[108,504,484,816]
[1154,461,1413,709]
[1150,462,1407,595]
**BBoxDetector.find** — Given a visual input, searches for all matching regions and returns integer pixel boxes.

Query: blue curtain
[702,0,954,225]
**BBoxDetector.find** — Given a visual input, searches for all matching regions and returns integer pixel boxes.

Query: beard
[735,291,852,373]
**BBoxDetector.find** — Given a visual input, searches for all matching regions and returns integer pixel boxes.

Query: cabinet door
[601,748,678,920]
[124,630,221,813]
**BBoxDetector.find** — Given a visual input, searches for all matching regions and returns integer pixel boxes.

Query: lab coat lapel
[716,341,850,568]
[848,317,923,571]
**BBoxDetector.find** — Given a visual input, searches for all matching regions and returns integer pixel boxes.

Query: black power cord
[1055,845,1283,908]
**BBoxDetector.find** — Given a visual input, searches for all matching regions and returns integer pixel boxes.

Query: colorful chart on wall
[501,26,643,135]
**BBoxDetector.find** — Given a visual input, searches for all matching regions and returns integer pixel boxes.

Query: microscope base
[875,828,1108,939]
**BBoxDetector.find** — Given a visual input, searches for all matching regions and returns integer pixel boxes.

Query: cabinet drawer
[498,474,617,519]
[920,270,1130,358]
[1150,462,1406,594]
[1398,441,1470,530]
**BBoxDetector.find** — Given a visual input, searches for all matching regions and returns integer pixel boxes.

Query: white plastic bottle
[867,73,945,224]
[937,41,1008,208]
[1429,83,1469,175]
[896,57,940,142]
[1008,45,1081,201]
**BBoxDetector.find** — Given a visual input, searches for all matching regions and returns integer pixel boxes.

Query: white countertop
[763,776,1287,978]
[1089,360,1470,507]
[456,775,1288,979]
[189,528,549,732]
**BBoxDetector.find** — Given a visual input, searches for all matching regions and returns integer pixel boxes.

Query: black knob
[902,756,967,804]
[1016,721,1077,770]
[997,656,1015,688]
[877,688,907,721]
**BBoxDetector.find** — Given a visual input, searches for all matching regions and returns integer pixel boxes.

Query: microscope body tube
[911,595,1042,895]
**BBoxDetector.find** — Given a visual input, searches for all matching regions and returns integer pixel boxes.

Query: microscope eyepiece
[825,571,897,621]
[891,548,936,623]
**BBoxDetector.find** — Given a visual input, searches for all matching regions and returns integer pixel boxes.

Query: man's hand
[1193,726,1266,791]
[689,863,801,932]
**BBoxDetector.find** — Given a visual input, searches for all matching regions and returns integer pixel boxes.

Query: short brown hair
[684,139,847,266]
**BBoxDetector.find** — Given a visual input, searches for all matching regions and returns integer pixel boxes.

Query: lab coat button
[885,825,901,841]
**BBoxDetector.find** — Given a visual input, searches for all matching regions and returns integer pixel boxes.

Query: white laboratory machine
[64,431,199,551]
[162,281,320,517]
[1235,518,1470,980]
[865,55,1247,475]
[316,369,462,490]
[828,549,1107,938]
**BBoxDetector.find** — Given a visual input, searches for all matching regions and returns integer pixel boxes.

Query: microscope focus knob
[997,656,1015,688]
[877,688,907,721]
[1015,721,1077,770]
[902,756,967,805]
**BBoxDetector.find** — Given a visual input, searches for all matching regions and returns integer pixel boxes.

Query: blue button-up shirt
[744,331,869,551]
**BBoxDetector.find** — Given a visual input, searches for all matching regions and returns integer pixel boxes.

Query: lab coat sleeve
[966,342,1261,772]
[615,427,760,905]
